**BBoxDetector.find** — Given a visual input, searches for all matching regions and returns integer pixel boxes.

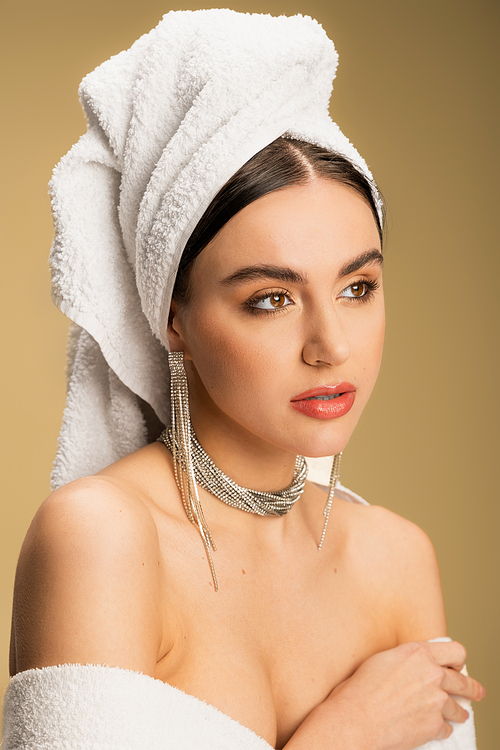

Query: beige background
[1,0,498,744]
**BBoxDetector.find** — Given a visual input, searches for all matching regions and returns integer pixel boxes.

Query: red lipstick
[290,383,356,420]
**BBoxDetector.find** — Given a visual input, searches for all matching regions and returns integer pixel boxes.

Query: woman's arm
[10,477,163,677]
[283,506,484,750]
[283,640,481,750]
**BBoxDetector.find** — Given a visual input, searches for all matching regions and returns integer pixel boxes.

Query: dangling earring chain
[164,351,218,590]
[318,451,342,550]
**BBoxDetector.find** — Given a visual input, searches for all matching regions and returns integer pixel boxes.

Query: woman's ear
[167,299,191,358]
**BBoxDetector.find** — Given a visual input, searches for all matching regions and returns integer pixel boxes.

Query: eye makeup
[243,276,380,316]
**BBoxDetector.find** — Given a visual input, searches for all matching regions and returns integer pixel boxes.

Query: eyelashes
[245,278,380,315]
[338,278,380,302]
[246,291,294,312]
[244,289,293,314]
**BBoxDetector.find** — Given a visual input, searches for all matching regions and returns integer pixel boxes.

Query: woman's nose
[301,306,351,367]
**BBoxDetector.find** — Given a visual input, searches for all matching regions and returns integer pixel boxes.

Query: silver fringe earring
[165,351,219,590]
[318,451,342,550]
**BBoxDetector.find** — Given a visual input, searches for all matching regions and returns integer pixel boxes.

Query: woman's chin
[291,436,351,460]
[286,424,355,459]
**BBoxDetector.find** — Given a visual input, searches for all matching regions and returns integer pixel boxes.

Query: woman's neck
[189,405,299,495]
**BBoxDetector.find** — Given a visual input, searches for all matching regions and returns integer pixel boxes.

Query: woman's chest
[154,540,398,749]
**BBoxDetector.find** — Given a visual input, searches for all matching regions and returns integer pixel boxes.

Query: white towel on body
[48,9,381,489]
[1,665,271,750]
[1,661,476,750]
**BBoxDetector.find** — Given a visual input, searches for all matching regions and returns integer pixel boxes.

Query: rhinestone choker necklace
[158,426,308,517]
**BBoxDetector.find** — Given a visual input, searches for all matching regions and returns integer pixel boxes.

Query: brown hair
[172,137,383,305]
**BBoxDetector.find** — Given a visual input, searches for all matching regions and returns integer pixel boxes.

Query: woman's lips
[290,383,356,420]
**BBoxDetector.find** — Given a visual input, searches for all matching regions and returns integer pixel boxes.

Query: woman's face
[169,177,385,460]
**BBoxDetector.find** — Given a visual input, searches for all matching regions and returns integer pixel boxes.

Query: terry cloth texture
[49,9,381,489]
[2,659,476,749]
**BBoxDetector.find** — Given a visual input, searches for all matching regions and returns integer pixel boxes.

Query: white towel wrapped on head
[49,9,380,489]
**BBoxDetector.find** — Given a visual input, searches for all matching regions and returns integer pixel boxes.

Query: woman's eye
[250,292,292,311]
[339,282,368,300]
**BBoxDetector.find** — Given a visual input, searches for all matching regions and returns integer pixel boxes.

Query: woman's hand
[284,640,485,750]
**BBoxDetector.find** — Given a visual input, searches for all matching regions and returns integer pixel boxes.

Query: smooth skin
[10,179,484,749]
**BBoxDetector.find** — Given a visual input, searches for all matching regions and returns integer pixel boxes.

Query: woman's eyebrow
[221,250,383,287]
[338,250,383,278]
[221,265,306,285]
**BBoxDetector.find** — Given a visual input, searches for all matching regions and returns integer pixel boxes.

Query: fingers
[427,640,467,670]
[435,721,454,741]
[402,640,486,709]
[441,667,485,702]
[441,694,470,724]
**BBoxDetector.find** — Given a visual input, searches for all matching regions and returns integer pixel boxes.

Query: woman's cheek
[186,311,288,403]
[352,306,385,392]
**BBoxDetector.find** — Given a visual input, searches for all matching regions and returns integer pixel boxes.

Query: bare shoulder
[335,497,447,642]
[30,473,160,546]
[348,502,438,568]
[11,473,163,677]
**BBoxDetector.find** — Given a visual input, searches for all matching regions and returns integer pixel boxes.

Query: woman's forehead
[195,179,381,278]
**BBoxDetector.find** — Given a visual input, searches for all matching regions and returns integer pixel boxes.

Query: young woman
[4,10,483,750]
